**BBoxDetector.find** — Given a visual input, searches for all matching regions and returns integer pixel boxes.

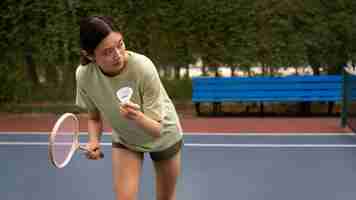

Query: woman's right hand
[85,141,104,160]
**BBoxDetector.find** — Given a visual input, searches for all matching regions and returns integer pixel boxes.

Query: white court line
[0,132,112,135]
[184,132,355,136]
[1,142,356,148]
[184,143,356,148]
[0,132,354,136]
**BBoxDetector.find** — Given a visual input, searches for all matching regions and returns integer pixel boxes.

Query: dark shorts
[112,139,183,162]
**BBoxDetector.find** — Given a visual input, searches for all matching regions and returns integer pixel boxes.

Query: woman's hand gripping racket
[48,113,104,168]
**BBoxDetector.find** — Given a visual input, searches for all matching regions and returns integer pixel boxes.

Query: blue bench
[192,75,343,115]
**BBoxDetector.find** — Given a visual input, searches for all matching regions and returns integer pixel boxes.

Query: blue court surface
[1,133,356,200]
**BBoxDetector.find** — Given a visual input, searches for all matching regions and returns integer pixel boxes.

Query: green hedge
[161,78,192,102]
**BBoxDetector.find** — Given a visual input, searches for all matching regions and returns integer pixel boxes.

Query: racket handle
[80,146,104,159]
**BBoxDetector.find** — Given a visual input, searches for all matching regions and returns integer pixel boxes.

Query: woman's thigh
[112,146,144,200]
[153,150,181,200]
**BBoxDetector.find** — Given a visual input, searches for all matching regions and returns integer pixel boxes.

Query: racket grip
[99,152,104,159]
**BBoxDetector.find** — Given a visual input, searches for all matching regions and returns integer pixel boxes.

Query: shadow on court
[1,134,356,200]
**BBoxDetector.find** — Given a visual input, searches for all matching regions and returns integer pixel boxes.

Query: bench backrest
[192,75,342,102]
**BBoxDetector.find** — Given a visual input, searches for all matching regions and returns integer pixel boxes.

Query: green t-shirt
[76,51,183,152]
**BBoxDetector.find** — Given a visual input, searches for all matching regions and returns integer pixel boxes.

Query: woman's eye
[104,49,113,56]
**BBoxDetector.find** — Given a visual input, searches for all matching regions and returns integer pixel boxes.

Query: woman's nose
[113,48,121,60]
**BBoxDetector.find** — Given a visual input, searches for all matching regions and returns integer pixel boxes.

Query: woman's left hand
[120,101,161,137]
[119,101,141,120]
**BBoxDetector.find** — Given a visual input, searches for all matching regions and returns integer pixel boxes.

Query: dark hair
[79,16,116,65]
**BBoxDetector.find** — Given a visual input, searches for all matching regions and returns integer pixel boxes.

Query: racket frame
[49,113,80,168]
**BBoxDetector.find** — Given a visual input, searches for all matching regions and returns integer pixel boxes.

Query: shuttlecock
[116,87,133,104]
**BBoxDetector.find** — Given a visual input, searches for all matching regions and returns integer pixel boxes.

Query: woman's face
[94,32,127,76]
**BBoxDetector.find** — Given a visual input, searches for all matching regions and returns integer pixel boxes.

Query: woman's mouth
[113,61,121,66]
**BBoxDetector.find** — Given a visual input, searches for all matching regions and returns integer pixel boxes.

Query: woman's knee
[116,189,138,200]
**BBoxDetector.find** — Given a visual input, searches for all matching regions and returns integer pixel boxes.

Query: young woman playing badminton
[76,16,183,200]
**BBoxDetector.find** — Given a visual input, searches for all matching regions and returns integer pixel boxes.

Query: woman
[76,16,183,200]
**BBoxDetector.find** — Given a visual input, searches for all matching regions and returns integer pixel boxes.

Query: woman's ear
[80,50,94,61]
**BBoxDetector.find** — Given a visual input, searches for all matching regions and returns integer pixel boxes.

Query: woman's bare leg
[112,147,144,200]
[153,151,181,200]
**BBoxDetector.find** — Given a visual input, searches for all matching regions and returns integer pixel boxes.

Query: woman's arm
[120,102,161,138]
[88,111,103,142]
[86,111,104,159]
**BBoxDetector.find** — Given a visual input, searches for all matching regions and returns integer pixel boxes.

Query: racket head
[49,113,80,168]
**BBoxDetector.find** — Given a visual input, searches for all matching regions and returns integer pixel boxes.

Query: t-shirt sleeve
[140,59,163,122]
[75,66,98,113]
[76,86,98,113]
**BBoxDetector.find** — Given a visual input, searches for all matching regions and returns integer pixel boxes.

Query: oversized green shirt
[76,51,183,152]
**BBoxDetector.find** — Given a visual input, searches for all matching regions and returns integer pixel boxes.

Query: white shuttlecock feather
[116,87,133,104]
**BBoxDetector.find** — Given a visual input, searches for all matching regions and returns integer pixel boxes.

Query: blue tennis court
[1,132,356,200]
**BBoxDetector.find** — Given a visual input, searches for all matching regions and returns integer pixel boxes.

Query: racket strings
[52,115,77,167]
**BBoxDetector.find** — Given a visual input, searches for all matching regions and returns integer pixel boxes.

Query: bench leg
[260,102,264,116]
[195,103,201,116]
[211,102,222,116]
[328,102,334,114]
[212,102,218,116]
[217,103,222,114]
[298,102,311,116]
[245,104,249,113]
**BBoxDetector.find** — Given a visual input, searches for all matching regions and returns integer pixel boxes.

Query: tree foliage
[0,0,354,102]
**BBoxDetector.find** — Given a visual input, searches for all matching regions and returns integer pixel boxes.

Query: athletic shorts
[112,139,183,162]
